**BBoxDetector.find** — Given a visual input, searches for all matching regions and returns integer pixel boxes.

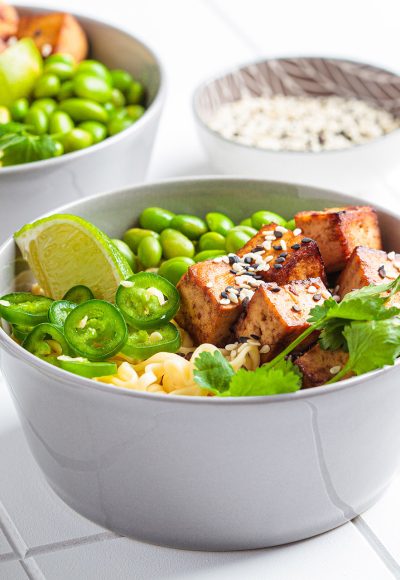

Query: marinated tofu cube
[294,206,382,272]
[294,344,350,388]
[235,278,330,360]
[338,246,400,300]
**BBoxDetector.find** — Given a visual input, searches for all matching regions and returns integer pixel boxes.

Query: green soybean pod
[206,212,235,236]
[170,214,207,240]
[140,207,175,233]
[58,80,75,100]
[198,231,226,251]
[111,88,126,108]
[44,61,75,81]
[126,104,145,122]
[240,217,253,227]
[158,257,194,285]
[194,250,226,262]
[59,99,108,123]
[49,111,74,134]
[62,128,93,152]
[225,229,251,254]
[160,229,195,259]
[251,210,287,229]
[112,239,137,271]
[138,236,163,269]
[79,121,107,144]
[25,108,49,135]
[73,73,112,103]
[10,97,29,121]
[45,53,75,67]
[34,74,61,98]
[285,218,296,230]
[103,102,117,117]
[232,225,258,237]
[53,141,64,156]
[31,98,57,116]
[76,60,112,84]
[122,228,159,253]
[110,69,133,92]
[127,80,144,104]
[108,117,133,136]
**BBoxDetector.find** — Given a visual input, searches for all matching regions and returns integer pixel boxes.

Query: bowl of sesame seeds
[193,56,400,190]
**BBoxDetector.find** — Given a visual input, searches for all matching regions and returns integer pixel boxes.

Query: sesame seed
[250,334,260,340]
[333,294,340,302]
[302,237,312,244]
[274,230,283,238]
[219,298,231,305]
[252,246,264,253]
[280,252,288,258]
[313,293,322,302]
[262,241,272,250]
[228,293,239,303]
[388,251,396,261]
[291,243,301,250]
[238,336,249,343]
[265,255,274,263]
[291,305,302,312]
[244,257,252,264]
[221,256,230,264]
[228,254,240,264]
[206,281,213,288]
[378,265,387,279]
[329,365,342,375]
[334,285,340,293]
[220,291,229,299]
[307,285,317,294]
[293,228,302,236]
[213,257,223,263]
[274,263,283,270]
[275,257,286,263]
[280,240,287,251]
[260,344,271,354]
[273,244,282,251]
[275,225,288,233]
[232,262,243,272]
[271,286,281,292]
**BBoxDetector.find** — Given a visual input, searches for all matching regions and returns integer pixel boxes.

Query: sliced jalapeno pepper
[64,300,127,360]
[12,324,34,342]
[63,285,94,304]
[116,272,180,330]
[22,323,70,364]
[57,356,117,378]
[48,300,77,326]
[122,322,181,361]
[0,292,53,326]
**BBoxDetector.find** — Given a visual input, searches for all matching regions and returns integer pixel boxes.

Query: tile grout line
[26,531,120,558]
[19,558,47,580]
[0,500,28,560]
[352,516,400,579]
[202,0,263,56]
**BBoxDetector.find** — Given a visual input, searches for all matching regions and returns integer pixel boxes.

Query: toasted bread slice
[18,12,88,61]
[294,344,350,388]
[0,1,18,40]
[235,278,330,360]
[177,224,327,346]
[338,247,400,302]
[294,206,382,272]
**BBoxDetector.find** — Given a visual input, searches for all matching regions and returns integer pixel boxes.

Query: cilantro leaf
[224,359,302,397]
[319,318,350,351]
[0,123,56,166]
[307,298,336,324]
[343,319,400,376]
[193,350,234,394]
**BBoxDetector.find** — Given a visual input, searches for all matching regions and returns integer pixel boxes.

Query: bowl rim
[1,174,399,405]
[192,54,400,157]
[0,3,166,175]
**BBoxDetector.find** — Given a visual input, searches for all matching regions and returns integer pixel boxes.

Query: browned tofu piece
[0,2,18,40]
[18,13,88,62]
[294,344,350,388]
[238,224,327,285]
[338,246,400,300]
[235,278,330,360]
[294,206,382,272]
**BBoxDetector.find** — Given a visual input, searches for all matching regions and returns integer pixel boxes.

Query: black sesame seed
[273,244,282,251]
[229,269,237,275]
[244,257,252,264]
[313,293,322,302]
[250,334,260,340]
[238,336,249,343]
[252,246,264,252]
[291,243,301,250]
[291,305,301,312]
[274,230,283,238]
[302,237,312,244]
[274,263,283,270]
[378,265,387,279]
[221,291,229,299]
[225,286,235,291]
[271,286,281,292]
[228,255,239,264]
[280,252,288,258]
[275,257,286,264]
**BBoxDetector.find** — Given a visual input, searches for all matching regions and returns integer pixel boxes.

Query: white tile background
[2,0,400,578]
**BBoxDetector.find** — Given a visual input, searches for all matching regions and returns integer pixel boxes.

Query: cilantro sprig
[0,122,57,166]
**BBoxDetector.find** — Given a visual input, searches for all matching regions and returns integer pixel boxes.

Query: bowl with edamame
[0,6,165,241]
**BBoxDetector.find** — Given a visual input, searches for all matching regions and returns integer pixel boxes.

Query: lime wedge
[14,214,133,302]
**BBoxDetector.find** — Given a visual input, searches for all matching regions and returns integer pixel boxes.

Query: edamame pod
[59,98,108,122]
[251,210,287,229]
[158,257,194,285]
[206,212,235,236]
[139,207,175,232]
[122,228,159,253]
[138,236,163,269]
[160,229,195,259]
[170,214,207,240]
[198,232,226,251]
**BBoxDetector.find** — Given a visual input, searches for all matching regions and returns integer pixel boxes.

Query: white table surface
[2,0,400,578]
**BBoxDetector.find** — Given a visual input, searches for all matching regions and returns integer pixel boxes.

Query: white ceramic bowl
[193,57,400,192]
[0,6,165,241]
[1,177,400,551]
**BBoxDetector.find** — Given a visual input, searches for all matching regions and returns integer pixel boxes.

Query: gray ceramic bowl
[1,177,400,551]
[0,5,165,241]
[193,57,400,192]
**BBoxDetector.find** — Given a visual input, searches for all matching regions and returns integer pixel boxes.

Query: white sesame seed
[388,251,396,261]
[228,292,239,304]
[232,262,243,272]
[77,315,88,329]
[330,365,341,375]
[280,240,287,251]
[260,344,271,354]
[334,285,340,293]
[0,300,10,307]
[213,257,223,263]
[262,241,272,250]
[275,225,288,233]
[333,294,341,302]
[221,256,230,264]
[293,228,302,236]
[225,343,238,351]
[265,255,274,263]
[206,281,213,288]
[307,285,318,294]
[120,280,134,288]
[219,298,231,305]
